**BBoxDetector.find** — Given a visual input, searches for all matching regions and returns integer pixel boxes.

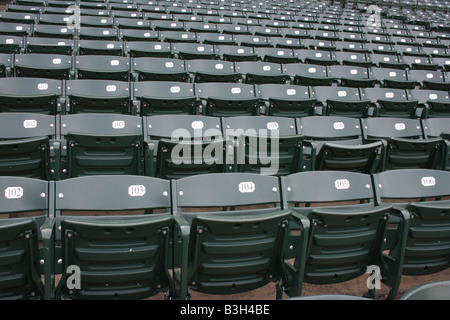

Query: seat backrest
[361,87,419,118]
[400,281,450,300]
[131,57,188,82]
[66,79,131,114]
[0,77,62,114]
[373,169,450,276]
[54,175,176,300]
[172,173,306,298]
[312,86,371,117]
[59,114,144,178]
[132,81,197,116]
[0,176,50,299]
[0,113,57,179]
[76,55,130,81]
[281,171,395,291]
[14,53,72,80]
[185,59,238,83]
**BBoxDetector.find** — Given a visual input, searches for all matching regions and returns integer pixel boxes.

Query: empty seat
[361,117,443,171]
[25,38,74,55]
[400,281,450,300]
[119,30,160,42]
[409,70,450,91]
[422,117,450,170]
[131,57,188,82]
[371,67,416,89]
[196,82,259,117]
[53,175,183,300]
[0,113,58,179]
[132,81,197,116]
[235,61,288,84]
[222,115,303,176]
[256,83,316,117]
[295,49,337,66]
[33,24,76,39]
[76,40,124,56]
[328,65,376,88]
[215,45,258,62]
[143,114,226,178]
[172,172,308,299]
[125,41,171,58]
[0,77,62,114]
[361,87,420,118]
[373,169,450,280]
[65,79,132,115]
[408,89,450,118]
[171,42,216,60]
[0,53,11,77]
[75,55,130,81]
[254,47,298,63]
[0,176,54,299]
[14,54,72,80]
[283,63,333,87]
[281,170,403,300]
[185,59,239,83]
[0,22,31,37]
[59,114,144,178]
[78,27,118,41]
[312,86,372,117]
[296,116,383,173]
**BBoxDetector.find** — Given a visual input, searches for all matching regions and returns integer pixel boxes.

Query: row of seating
[1,112,448,180]
[1,77,449,118]
[1,168,448,299]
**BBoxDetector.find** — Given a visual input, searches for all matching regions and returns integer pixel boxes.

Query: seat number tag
[335,179,350,190]
[421,177,436,187]
[128,185,146,197]
[239,182,255,193]
[5,186,23,199]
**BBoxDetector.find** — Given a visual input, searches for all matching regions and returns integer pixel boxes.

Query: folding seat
[79,8,110,17]
[151,20,184,32]
[269,37,304,49]
[196,82,260,117]
[335,41,368,53]
[302,39,337,52]
[402,55,439,71]
[0,22,31,37]
[207,16,233,25]
[395,44,426,57]
[53,174,184,300]
[365,33,394,45]
[78,27,118,41]
[114,18,151,30]
[37,14,73,26]
[361,117,443,171]
[25,37,74,55]
[0,113,59,180]
[125,41,171,58]
[111,10,143,19]
[253,47,298,63]
[280,28,312,40]
[0,77,62,114]
[0,53,12,77]
[334,51,373,68]
[196,33,235,46]
[362,87,420,118]
[295,49,337,66]
[185,22,218,34]
[0,35,23,54]
[369,53,408,69]
[400,281,450,300]
[366,43,398,55]
[408,89,450,118]
[65,79,131,115]
[328,65,376,88]
[185,59,239,83]
[76,40,124,56]
[160,31,198,44]
[423,47,450,58]
[13,53,72,80]
[250,26,282,38]
[144,12,175,22]
[432,57,450,71]
[133,81,197,116]
[119,29,160,42]
[0,12,38,24]
[0,176,54,299]
[422,117,450,170]
[312,86,372,118]
[338,31,368,43]
[33,24,76,39]
[310,29,340,42]
[408,70,450,91]
[59,114,144,178]
[172,172,308,299]
[143,114,226,178]
[282,63,333,87]
[80,15,114,28]
[296,116,383,173]
[171,43,216,60]
[131,57,188,82]
[214,45,258,62]
[234,34,272,48]
[371,67,416,89]
[75,55,130,81]
[6,4,43,14]
[280,170,404,300]
[373,169,450,284]
[235,61,289,84]
[257,83,316,117]
[109,2,139,12]
[221,115,303,176]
